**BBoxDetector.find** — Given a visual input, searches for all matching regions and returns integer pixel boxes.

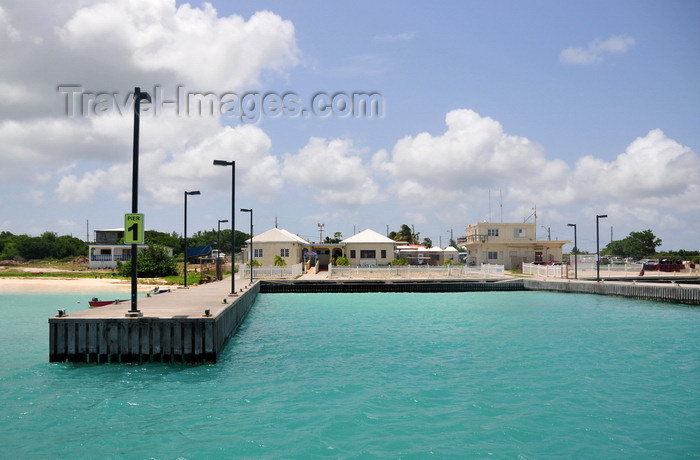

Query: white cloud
[560,35,635,65]
[378,109,568,207]
[282,137,383,206]
[374,32,415,42]
[57,1,299,89]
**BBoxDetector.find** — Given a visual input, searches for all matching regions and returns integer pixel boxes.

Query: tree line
[0,228,251,262]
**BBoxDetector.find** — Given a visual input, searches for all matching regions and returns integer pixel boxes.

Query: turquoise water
[1,291,698,458]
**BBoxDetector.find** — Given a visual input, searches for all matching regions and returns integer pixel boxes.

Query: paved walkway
[65,276,252,319]
[298,270,329,280]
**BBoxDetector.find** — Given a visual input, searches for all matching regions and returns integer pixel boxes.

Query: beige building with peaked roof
[463,222,569,269]
[341,229,396,266]
[241,228,310,267]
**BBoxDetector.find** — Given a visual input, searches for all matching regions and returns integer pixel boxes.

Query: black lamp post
[596,214,608,281]
[128,87,151,318]
[241,208,253,284]
[213,160,236,295]
[567,223,577,279]
[217,219,228,280]
[184,190,201,288]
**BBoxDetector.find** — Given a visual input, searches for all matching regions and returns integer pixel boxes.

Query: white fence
[328,264,505,279]
[239,263,303,279]
[524,262,695,279]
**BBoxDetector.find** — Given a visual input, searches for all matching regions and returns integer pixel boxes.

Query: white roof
[249,228,310,244]
[444,246,459,252]
[342,228,396,244]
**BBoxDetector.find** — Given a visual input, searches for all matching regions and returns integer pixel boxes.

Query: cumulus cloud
[377,109,568,207]
[56,1,299,89]
[55,122,282,204]
[375,109,699,245]
[560,35,635,65]
[282,137,383,206]
[0,0,300,210]
[571,129,699,205]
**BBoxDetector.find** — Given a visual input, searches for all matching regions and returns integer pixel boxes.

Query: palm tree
[273,255,287,266]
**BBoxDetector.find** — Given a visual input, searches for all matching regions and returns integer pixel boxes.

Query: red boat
[89,298,128,307]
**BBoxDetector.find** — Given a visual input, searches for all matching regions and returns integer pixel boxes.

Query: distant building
[462,222,569,269]
[241,228,310,267]
[342,229,395,266]
[88,228,173,270]
[242,227,397,268]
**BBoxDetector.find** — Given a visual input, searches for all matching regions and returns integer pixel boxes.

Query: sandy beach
[0,277,161,293]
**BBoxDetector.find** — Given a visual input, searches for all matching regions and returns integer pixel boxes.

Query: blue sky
[0,0,698,252]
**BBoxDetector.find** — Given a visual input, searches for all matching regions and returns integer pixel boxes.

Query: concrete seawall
[524,279,700,305]
[260,279,524,293]
[49,282,258,364]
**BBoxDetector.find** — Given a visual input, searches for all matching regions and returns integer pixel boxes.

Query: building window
[350,250,356,258]
[280,248,289,257]
[513,228,526,238]
[381,250,387,258]
[488,251,498,260]
[487,229,499,237]
[254,248,263,258]
[360,250,376,258]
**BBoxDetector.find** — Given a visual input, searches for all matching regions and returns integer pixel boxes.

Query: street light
[127,87,151,318]
[540,226,551,240]
[217,219,228,281]
[567,223,577,279]
[596,214,608,281]
[241,208,253,284]
[184,190,201,288]
[213,160,235,295]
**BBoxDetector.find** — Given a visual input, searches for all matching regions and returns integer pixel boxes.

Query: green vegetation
[324,232,343,243]
[602,229,661,259]
[334,256,350,266]
[0,231,87,261]
[391,258,408,266]
[117,245,178,278]
[273,255,287,266]
[388,224,420,244]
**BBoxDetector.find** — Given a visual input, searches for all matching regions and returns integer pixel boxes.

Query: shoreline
[0,277,163,293]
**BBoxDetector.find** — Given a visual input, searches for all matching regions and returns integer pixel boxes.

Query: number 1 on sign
[124,213,144,244]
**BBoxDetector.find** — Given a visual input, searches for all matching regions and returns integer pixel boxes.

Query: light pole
[541,226,551,240]
[241,208,253,284]
[217,219,228,281]
[213,160,235,295]
[596,214,608,281]
[567,223,577,279]
[128,86,151,318]
[183,190,201,288]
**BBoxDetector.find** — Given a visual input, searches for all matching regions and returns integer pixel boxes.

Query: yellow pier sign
[124,213,145,244]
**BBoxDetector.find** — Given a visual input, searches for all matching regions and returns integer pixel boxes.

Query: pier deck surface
[64,277,251,319]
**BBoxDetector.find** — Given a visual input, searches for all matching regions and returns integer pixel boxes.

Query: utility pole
[318,223,324,242]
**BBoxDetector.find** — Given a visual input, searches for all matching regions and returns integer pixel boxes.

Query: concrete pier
[524,279,700,305]
[49,279,257,364]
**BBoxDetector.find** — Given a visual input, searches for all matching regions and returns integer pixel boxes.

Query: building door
[535,251,543,262]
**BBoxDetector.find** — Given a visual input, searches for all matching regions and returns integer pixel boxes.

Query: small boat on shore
[89,298,128,307]
[147,286,171,296]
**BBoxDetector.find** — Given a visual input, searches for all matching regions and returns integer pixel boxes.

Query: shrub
[118,245,178,278]
[391,258,408,266]
[335,256,349,266]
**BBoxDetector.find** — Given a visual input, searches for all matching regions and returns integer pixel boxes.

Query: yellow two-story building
[462,222,569,269]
